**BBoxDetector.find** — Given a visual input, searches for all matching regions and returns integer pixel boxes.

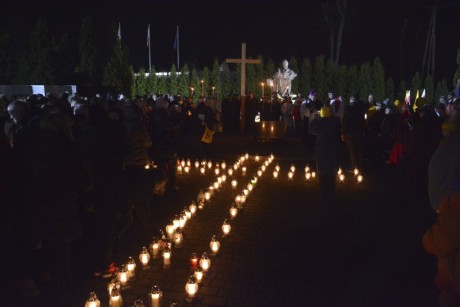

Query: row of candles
[85,153,271,307]
[272,162,364,184]
[337,167,364,183]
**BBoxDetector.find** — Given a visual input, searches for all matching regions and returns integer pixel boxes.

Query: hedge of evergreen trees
[0,16,457,104]
[132,55,452,105]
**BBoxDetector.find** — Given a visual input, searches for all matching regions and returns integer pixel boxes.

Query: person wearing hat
[309,105,341,197]
[328,90,344,121]
[303,90,323,148]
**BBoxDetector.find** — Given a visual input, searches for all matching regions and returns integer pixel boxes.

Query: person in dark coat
[28,111,92,301]
[341,95,366,170]
[309,106,341,196]
[245,91,258,132]
[87,104,127,278]
[405,103,443,188]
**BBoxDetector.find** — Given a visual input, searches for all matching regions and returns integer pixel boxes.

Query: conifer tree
[16,18,52,84]
[345,64,358,99]
[202,66,210,95]
[77,15,98,86]
[289,56,299,95]
[385,77,394,103]
[211,60,222,100]
[300,58,312,96]
[312,55,326,100]
[146,66,158,95]
[335,64,347,98]
[130,66,136,98]
[136,67,147,96]
[235,64,241,97]
[454,48,460,89]
[371,57,385,101]
[410,71,421,103]
[178,63,190,97]
[357,62,372,101]
[221,63,232,98]
[190,68,200,102]
[169,64,179,95]
[255,56,265,97]
[434,78,449,101]
[424,75,434,104]
[324,59,337,95]
[246,60,257,96]
[398,80,406,102]
[156,75,168,95]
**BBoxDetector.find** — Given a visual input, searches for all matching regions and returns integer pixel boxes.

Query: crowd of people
[0,92,221,302]
[1,87,460,305]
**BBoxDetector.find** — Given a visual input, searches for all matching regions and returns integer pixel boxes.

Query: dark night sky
[4,0,460,84]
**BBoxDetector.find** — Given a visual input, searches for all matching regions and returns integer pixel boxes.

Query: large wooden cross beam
[226,43,261,132]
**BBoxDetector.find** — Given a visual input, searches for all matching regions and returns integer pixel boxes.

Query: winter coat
[28,129,91,242]
[342,103,366,138]
[309,116,341,175]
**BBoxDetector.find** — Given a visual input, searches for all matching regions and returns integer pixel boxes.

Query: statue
[266,59,297,97]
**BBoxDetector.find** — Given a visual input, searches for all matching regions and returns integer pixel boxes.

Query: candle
[126,257,136,277]
[166,221,175,240]
[230,205,238,218]
[222,219,231,236]
[353,167,359,176]
[339,174,345,182]
[117,265,128,286]
[109,286,123,307]
[190,253,199,269]
[151,238,159,258]
[210,235,220,254]
[163,246,171,269]
[231,180,237,190]
[357,174,363,183]
[174,230,183,248]
[149,285,162,307]
[85,292,101,307]
[189,202,197,215]
[199,252,211,272]
[194,266,203,283]
[185,275,199,302]
[273,171,279,179]
[139,247,150,267]
[107,276,121,297]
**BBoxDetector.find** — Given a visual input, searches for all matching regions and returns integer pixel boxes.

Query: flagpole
[176,25,180,69]
[148,24,151,72]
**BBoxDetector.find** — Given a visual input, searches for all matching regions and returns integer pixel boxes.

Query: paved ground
[3,133,439,307]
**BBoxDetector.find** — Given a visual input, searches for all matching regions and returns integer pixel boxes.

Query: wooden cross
[226,43,261,132]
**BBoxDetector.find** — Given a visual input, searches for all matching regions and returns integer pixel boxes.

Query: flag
[118,23,121,42]
[147,24,150,47]
[421,89,426,98]
[173,27,178,50]
[405,90,411,105]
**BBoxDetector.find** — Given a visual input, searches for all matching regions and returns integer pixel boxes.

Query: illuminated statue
[266,59,297,96]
